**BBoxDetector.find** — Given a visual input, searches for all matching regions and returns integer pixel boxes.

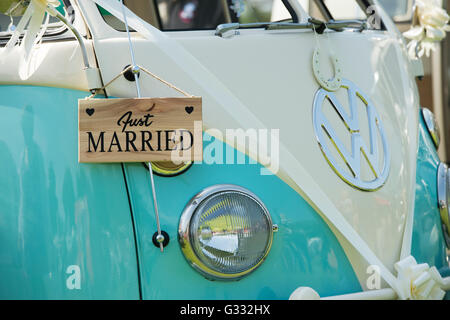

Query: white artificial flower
[394,256,446,300]
[33,0,61,9]
[403,0,450,58]
[403,25,425,40]
[47,0,61,6]
[421,38,437,56]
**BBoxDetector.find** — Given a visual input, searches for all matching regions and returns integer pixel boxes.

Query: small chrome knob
[152,230,170,248]
[131,65,140,74]
[156,234,165,243]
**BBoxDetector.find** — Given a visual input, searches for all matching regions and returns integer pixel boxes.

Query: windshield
[377,0,413,22]
[98,0,375,32]
[99,0,295,31]
[156,0,298,30]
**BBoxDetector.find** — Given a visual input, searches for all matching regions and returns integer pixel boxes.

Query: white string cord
[119,0,164,252]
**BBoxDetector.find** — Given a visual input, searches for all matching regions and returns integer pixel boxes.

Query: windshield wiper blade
[215,19,368,37]
[215,21,315,36]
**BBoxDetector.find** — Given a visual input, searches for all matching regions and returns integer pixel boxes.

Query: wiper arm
[215,19,368,37]
[324,19,369,31]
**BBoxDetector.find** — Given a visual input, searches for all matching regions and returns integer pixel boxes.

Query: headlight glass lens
[179,185,274,280]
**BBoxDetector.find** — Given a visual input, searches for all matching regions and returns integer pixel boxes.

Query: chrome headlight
[437,163,450,247]
[149,161,192,177]
[422,108,441,149]
[178,185,275,280]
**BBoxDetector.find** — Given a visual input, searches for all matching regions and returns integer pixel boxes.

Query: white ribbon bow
[289,255,449,300]
[403,0,450,58]
[394,256,447,300]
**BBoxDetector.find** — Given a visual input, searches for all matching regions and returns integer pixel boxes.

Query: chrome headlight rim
[437,162,450,247]
[178,184,274,281]
[422,107,441,149]
[143,161,192,177]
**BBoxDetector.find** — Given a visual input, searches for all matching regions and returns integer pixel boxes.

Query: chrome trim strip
[437,162,450,246]
[437,162,448,213]
[422,107,441,150]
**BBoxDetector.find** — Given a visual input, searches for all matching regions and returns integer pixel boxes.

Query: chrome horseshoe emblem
[312,47,343,92]
[313,79,390,191]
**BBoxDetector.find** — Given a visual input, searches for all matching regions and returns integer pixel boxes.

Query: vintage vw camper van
[0,0,449,300]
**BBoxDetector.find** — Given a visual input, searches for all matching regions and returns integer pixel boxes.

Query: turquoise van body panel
[123,137,362,300]
[0,85,140,299]
[0,85,447,299]
[411,113,448,271]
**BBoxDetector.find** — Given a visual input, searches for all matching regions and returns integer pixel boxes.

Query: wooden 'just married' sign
[78,97,202,163]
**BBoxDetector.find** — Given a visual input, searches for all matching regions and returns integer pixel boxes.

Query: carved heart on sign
[86,108,95,116]
[185,106,194,114]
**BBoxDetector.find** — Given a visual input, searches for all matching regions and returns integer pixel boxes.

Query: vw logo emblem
[312,79,390,191]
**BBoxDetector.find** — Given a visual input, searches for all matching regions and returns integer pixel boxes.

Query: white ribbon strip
[5,1,34,51]
[291,256,450,300]
[2,0,60,80]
